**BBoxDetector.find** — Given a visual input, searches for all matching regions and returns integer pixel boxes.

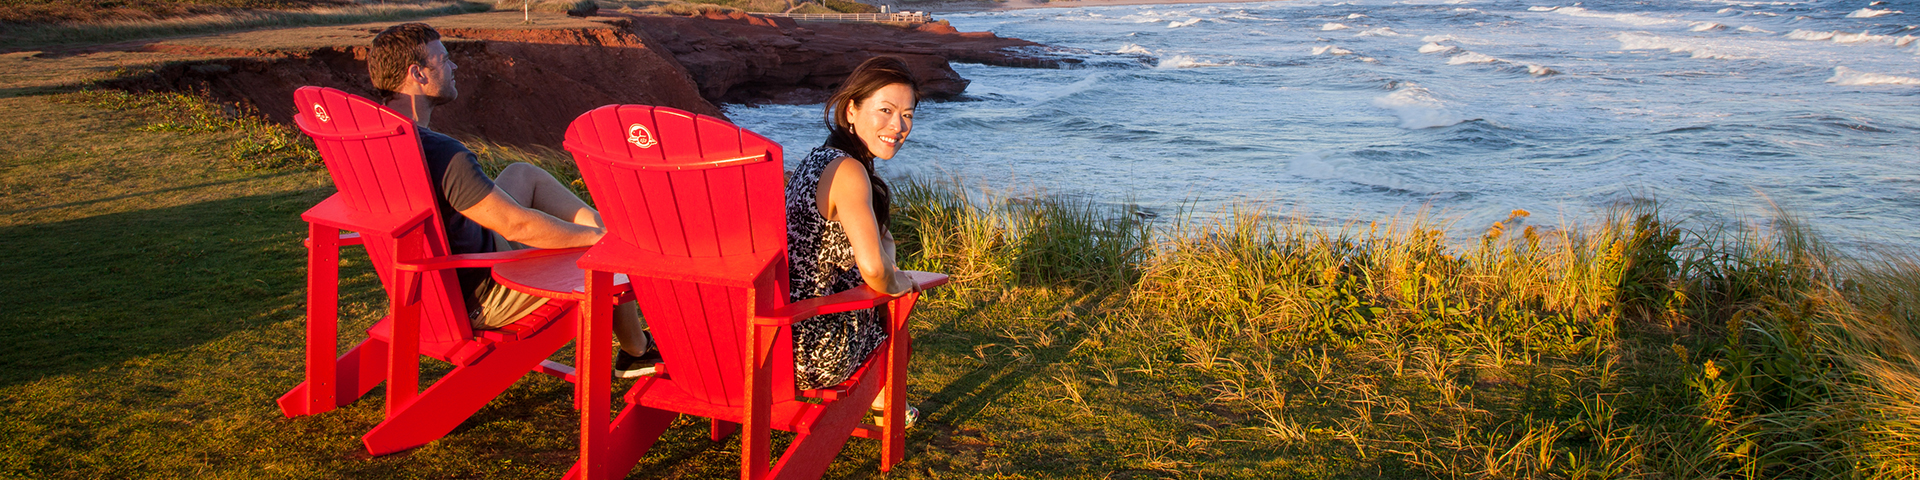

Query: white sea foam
[1737,26,1775,34]
[1527,6,1557,12]
[1615,32,1753,60]
[1828,66,1920,85]
[1372,85,1467,129]
[1117,43,1152,54]
[1169,18,1202,28]
[1786,29,1918,47]
[1690,22,1726,32]
[1420,34,1492,45]
[1448,52,1502,64]
[1551,7,1680,27]
[1313,45,1355,55]
[1157,55,1227,68]
[1527,64,1560,75]
[1348,13,1369,19]
[1419,42,1457,53]
[1357,27,1407,37]
[1847,8,1901,18]
[1322,22,1352,31]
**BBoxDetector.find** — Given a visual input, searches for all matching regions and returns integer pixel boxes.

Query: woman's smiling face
[845,83,916,160]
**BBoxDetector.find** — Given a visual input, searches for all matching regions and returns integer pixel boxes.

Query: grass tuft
[62,88,321,171]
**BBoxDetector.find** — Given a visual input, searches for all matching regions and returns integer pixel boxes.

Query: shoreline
[914,0,1281,14]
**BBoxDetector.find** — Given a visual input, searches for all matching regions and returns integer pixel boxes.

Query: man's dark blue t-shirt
[419,127,499,307]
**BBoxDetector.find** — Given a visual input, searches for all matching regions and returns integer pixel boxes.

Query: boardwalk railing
[752,12,932,23]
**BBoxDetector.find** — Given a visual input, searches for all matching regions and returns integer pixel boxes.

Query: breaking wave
[1828,66,1920,85]
[1847,8,1901,18]
[1313,45,1354,55]
[1371,85,1468,129]
[1448,52,1501,64]
[1615,32,1754,60]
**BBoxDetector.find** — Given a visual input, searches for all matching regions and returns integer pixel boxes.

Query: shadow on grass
[0,186,333,388]
[834,288,1117,475]
[0,175,289,216]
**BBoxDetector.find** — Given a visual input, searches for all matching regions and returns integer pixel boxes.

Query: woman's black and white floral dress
[786,146,888,391]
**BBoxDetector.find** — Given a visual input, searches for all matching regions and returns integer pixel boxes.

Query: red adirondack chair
[561,104,948,480]
[277,86,603,455]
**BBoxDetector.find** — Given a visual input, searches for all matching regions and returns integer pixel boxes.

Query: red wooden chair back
[565,104,794,407]
[292,86,475,349]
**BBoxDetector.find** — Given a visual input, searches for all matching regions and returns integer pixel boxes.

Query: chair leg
[563,404,678,480]
[361,319,575,455]
[766,344,891,480]
[879,333,909,471]
[711,419,739,442]
[278,339,390,417]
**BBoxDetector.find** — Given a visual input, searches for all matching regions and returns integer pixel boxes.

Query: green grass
[0,1,488,52]
[7,85,1920,479]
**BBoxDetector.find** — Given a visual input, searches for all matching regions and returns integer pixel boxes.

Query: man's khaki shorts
[471,233,550,330]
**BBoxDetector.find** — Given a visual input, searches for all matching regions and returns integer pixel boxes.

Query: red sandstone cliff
[618,11,1073,104]
[100,12,1070,148]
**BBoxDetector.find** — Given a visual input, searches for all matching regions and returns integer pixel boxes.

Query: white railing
[753,12,932,23]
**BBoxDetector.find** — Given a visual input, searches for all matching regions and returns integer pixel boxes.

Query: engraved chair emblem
[627,123,657,149]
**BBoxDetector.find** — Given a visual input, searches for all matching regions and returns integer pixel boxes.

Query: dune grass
[6,86,1920,478]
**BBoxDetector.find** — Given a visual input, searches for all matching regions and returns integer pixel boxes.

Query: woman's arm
[819,156,915,295]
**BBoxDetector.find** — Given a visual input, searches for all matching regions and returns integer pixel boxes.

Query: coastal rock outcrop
[93,11,1071,148]
[110,19,716,148]
[617,11,1072,104]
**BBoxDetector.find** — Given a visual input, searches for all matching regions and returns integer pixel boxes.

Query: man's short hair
[369,23,442,98]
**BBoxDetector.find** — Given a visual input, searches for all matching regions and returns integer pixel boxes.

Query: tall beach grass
[889,177,1920,479]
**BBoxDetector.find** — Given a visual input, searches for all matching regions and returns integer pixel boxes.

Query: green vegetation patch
[63,88,321,171]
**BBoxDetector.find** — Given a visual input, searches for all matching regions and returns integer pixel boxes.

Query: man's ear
[405,63,427,86]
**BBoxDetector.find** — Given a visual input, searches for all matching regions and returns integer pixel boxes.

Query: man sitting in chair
[369,22,659,377]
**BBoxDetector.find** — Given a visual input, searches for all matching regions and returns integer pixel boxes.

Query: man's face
[414,40,458,105]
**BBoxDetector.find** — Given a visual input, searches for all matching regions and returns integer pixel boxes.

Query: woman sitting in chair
[785,56,922,423]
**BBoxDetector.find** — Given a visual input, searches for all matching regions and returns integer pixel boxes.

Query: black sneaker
[613,336,663,379]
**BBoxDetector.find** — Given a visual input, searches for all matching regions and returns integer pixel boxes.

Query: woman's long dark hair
[823,56,918,232]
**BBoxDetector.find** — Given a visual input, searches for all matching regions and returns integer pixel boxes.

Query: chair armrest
[578,240,783,289]
[301,194,434,238]
[303,232,364,248]
[395,247,591,272]
[753,271,949,326]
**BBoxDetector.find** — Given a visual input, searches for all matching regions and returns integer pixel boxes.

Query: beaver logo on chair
[312,104,330,123]
[627,123,658,149]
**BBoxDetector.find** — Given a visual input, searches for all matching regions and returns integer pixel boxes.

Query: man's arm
[458,187,604,249]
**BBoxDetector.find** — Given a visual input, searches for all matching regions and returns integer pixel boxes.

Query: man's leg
[485,217,650,357]
[494,162,602,229]
[610,301,647,356]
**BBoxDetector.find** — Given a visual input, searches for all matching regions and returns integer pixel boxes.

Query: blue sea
[727,0,1920,249]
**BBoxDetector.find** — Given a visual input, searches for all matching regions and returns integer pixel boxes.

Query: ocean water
[726,0,1920,249]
